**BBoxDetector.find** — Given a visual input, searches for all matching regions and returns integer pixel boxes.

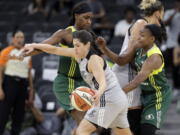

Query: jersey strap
[147,44,164,76]
[59,26,76,48]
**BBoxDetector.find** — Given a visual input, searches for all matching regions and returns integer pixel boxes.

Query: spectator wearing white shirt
[164,0,180,49]
[114,6,136,37]
[163,0,180,98]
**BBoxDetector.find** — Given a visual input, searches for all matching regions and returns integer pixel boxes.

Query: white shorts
[85,85,129,129]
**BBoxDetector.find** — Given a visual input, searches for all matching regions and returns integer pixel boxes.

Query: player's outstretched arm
[23,29,73,56]
[24,43,75,58]
[96,37,137,66]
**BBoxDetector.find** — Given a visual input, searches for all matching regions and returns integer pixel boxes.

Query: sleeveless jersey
[112,32,141,108]
[57,26,82,79]
[134,45,171,110]
[78,52,118,90]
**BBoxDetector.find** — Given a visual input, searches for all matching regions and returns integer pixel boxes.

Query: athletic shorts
[85,85,129,129]
[53,74,88,111]
[141,99,172,129]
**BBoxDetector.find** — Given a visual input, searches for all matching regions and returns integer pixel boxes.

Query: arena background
[0,0,179,135]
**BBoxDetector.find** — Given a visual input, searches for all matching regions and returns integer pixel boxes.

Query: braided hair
[145,24,166,44]
[69,2,92,25]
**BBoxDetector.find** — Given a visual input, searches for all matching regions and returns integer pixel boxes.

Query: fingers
[92,94,99,106]
[24,48,34,55]
[96,36,105,44]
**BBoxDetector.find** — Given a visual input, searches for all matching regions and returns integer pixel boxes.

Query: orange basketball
[71,86,96,112]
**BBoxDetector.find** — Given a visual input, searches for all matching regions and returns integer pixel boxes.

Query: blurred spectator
[164,0,180,49]
[46,0,74,21]
[163,0,180,97]
[5,93,44,135]
[114,6,136,37]
[173,34,180,67]
[27,0,48,16]
[173,34,180,100]
[87,0,105,22]
[0,31,34,135]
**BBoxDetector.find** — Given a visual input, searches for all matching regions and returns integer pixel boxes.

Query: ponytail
[139,0,163,16]
[88,30,103,56]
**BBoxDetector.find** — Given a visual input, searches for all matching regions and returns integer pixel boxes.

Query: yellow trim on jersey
[149,76,162,110]
[59,26,76,47]
[68,58,77,77]
[147,45,164,76]
[59,26,76,93]
[68,78,75,93]
[66,26,76,32]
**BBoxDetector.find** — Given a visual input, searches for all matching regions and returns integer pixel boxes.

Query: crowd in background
[0,0,180,135]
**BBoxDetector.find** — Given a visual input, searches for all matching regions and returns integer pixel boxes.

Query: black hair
[73,30,93,46]
[139,0,163,16]
[73,30,103,55]
[124,6,136,15]
[12,30,23,37]
[88,30,103,56]
[145,24,166,44]
[69,2,92,25]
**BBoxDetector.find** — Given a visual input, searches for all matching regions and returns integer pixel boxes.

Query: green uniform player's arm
[123,54,162,93]
[97,20,147,66]
[25,43,76,58]
[23,29,73,56]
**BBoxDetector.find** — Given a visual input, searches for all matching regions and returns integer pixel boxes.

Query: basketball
[71,86,96,112]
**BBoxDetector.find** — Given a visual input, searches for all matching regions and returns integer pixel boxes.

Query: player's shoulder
[135,19,148,26]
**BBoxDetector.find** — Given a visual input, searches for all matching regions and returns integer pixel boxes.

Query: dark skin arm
[23,29,73,56]
[96,37,137,66]
[96,20,147,66]
[123,54,163,93]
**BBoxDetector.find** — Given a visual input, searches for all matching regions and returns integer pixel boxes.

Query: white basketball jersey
[112,32,142,108]
[78,54,118,91]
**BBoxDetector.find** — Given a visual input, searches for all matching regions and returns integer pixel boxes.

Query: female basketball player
[98,0,166,134]
[23,30,132,135]
[20,2,93,125]
[123,24,172,135]
[97,24,172,135]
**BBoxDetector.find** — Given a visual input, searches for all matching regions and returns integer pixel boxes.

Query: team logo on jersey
[145,114,155,120]
[141,82,149,85]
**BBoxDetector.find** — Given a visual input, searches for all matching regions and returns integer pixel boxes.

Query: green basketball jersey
[134,45,172,111]
[57,26,82,79]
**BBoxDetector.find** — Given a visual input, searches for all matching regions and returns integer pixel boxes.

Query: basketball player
[122,24,172,135]
[19,2,93,125]
[23,30,132,135]
[97,0,166,134]
[97,23,172,135]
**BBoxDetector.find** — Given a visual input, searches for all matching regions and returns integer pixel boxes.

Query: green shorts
[53,74,88,111]
[141,90,172,128]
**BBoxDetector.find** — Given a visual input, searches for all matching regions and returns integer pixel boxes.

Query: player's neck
[143,44,154,53]
[144,16,159,25]
[74,24,82,31]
